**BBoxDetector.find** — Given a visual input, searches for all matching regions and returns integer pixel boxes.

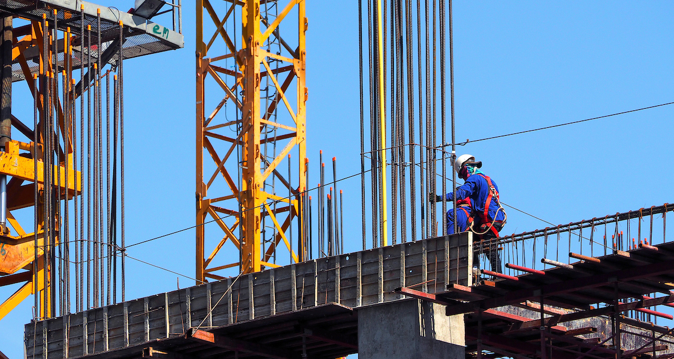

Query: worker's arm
[445,177,477,202]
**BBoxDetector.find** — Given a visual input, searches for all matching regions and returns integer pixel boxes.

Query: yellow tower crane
[196,0,308,279]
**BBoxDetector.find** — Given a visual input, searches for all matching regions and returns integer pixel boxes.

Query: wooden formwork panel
[24,233,472,358]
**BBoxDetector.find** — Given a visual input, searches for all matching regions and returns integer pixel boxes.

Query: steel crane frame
[196,0,307,279]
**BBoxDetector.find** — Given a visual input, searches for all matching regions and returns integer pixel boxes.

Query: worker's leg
[446,209,456,235]
[481,222,504,273]
[446,208,469,235]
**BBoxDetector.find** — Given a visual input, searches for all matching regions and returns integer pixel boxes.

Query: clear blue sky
[2,1,674,357]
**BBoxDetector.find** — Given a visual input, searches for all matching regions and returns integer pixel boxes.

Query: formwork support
[196,0,307,278]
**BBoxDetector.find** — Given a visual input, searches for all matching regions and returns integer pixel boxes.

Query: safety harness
[469,174,507,238]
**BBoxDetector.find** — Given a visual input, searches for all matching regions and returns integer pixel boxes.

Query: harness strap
[478,174,501,238]
[458,206,472,231]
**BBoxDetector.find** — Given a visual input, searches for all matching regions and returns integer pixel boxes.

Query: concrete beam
[358,299,465,359]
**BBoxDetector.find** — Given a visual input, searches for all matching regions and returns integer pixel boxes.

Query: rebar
[119,20,126,302]
[86,24,91,310]
[359,0,366,251]
[448,0,457,237]
[33,72,38,316]
[332,157,339,253]
[106,72,111,306]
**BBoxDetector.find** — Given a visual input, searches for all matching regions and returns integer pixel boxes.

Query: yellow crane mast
[196,0,308,279]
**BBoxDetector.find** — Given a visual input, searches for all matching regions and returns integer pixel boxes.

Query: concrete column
[358,299,465,359]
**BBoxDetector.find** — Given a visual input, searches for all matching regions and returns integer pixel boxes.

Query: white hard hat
[454,154,482,173]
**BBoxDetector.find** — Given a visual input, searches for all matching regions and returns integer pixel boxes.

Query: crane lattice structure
[196,0,308,279]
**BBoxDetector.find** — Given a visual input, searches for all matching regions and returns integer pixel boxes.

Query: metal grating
[1,0,183,81]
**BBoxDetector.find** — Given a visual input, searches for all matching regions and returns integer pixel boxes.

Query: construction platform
[1,0,184,82]
[24,233,473,358]
[400,237,674,358]
[24,226,674,358]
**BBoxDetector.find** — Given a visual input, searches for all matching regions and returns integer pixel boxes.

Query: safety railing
[474,202,672,276]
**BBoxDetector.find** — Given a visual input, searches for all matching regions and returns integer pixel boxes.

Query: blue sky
[2,1,674,357]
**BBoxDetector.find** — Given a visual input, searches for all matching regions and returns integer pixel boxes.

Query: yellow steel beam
[0,261,45,321]
[263,211,294,262]
[6,211,25,237]
[205,65,242,109]
[203,137,240,197]
[205,263,239,272]
[260,0,300,44]
[204,217,240,268]
[259,119,296,132]
[0,142,81,192]
[206,1,237,52]
[206,207,241,249]
[261,58,297,124]
[197,0,207,284]
[0,234,44,275]
[203,0,240,66]
[240,0,263,274]
[206,123,249,189]
[296,0,307,260]
[264,204,298,263]
[260,49,296,65]
[261,138,297,182]
[261,191,292,205]
[0,281,32,321]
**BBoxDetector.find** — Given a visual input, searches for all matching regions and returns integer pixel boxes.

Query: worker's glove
[429,193,443,202]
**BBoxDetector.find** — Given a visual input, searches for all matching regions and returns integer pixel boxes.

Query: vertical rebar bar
[327,190,333,256]
[119,20,125,302]
[61,28,69,315]
[73,75,79,312]
[93,65,98,308]
[63,68,70,314]
[448,0,457,236]
[86,24,91,310]
[106,72,111,306]
[98,73,104,308]
[53,9,61,316]
[79,5,84,311]
[358,0,366,251]
[367,0,378,249]
[44,25,51,318]
[415,0,423,243]
[424,0,430,240]
[440,0,447,237]
[390,0,398,247]
[340,190,344,254]
[96,8,107,307]
[304,158,309,258]
[319,152,323,257]
[404,0,415,244]
[112,75,118,304]
[332,157,339,254]
[288,154,292,263]
[309,195,313,259]
[33,73,38,317]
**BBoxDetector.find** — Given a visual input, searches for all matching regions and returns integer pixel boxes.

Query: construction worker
[430,154,506,271]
